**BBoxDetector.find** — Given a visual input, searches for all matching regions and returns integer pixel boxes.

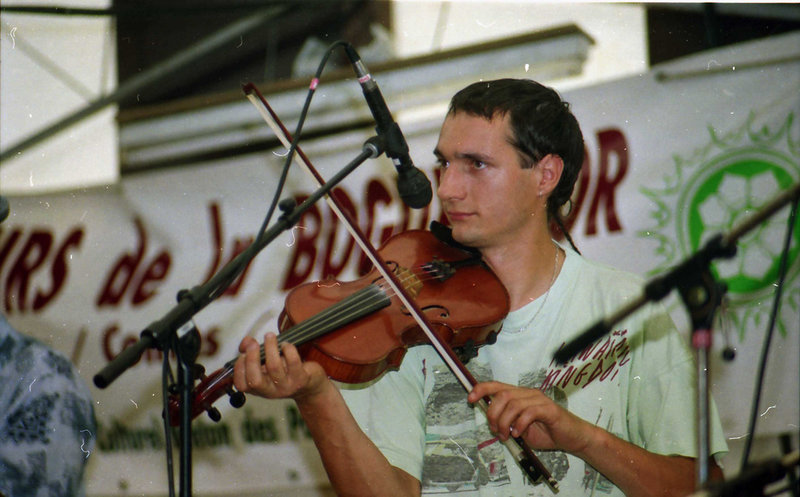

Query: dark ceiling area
[647,3,800,65]
[113,0,390,109]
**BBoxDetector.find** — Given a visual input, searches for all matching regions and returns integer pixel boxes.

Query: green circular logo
[678,148,800,302]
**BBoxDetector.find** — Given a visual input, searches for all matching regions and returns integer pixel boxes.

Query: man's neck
[482,230,564,312]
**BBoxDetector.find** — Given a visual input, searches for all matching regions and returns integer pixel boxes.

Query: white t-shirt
[341,248,727,496]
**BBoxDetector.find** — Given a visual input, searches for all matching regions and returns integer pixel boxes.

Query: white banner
[2,31,798,495]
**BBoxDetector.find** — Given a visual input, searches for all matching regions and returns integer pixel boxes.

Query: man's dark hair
[448,78,584,251]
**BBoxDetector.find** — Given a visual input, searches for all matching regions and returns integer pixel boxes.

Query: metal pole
[695,329,712,487]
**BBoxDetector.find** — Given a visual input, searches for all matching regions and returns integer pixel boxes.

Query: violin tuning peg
[206,407,222,423]
[228,390,246,409]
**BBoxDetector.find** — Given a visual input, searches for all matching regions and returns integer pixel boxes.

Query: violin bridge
[395,265,423,298]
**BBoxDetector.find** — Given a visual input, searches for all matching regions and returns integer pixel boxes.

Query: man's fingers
[244,338,267,389]
[238,336,257,353]
[261,332,286,383]
[280,342,304,377]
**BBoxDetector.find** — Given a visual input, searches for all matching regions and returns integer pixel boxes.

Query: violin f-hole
[401,304,449,320]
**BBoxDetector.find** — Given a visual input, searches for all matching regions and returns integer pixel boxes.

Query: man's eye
[437,159,450,169]
[472,160,487,169]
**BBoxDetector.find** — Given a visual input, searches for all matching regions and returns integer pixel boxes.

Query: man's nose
[436,166,465,201]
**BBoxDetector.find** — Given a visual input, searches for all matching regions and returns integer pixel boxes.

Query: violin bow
[243,82,558,492]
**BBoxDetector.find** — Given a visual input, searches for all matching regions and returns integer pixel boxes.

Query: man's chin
[450,227,482,248]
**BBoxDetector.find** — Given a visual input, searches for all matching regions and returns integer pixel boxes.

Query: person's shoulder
[1,316,89,397]
[564,248,644,288]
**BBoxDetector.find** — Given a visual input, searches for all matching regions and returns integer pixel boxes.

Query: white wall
[392,1,647,89]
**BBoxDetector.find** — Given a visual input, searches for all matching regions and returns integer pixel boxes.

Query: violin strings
[255,261,449,363]
[216,278,405,385]
[274,284,390,350]
[274,261,452,342]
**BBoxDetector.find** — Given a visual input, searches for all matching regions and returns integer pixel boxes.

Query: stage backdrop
[2,31,799,496]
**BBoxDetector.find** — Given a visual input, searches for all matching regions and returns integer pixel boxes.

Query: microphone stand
[687,450,800,497]
[93,136,383,497]
[554,181,800,489]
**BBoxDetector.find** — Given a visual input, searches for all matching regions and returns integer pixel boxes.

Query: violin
[167,227,508,423]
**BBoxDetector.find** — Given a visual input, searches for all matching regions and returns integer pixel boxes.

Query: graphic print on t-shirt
[420,363,576,493]
[421,361,509,493]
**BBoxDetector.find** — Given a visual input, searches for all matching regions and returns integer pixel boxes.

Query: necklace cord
[511,242,560,333]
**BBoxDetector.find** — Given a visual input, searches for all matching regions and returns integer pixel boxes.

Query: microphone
[344,44,432,209]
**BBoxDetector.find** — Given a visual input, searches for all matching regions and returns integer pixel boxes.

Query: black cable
[740,196,799,471]
[206,39,351,302]
[254,39,350,241]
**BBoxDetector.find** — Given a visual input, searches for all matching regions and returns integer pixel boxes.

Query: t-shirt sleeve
[626,305,728,459]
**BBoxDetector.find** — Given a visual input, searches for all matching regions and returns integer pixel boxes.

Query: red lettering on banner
[585,129,627,236]
[1,225,84,313]
[323,189,358,277]
[103,324,138,365]
[282,176,436,288]
[203,326,220,357]
[560,147,591,235]
[282,195,322,290]
[132,252,170,305]
[5,232,50,311]
[360,180,394,275]
[96,218,172,308]
[554,128,629,241]
[202,202,256,297]
[35,229,83,310]
[612,330,631,366]
[0,229,22,273]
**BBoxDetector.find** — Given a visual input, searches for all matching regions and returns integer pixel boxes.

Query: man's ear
[537,154,564,197]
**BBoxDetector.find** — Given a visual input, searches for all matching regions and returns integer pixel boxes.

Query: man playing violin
[234,78,728,496]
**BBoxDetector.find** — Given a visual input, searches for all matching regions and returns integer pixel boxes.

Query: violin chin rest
[429,221,480,256]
